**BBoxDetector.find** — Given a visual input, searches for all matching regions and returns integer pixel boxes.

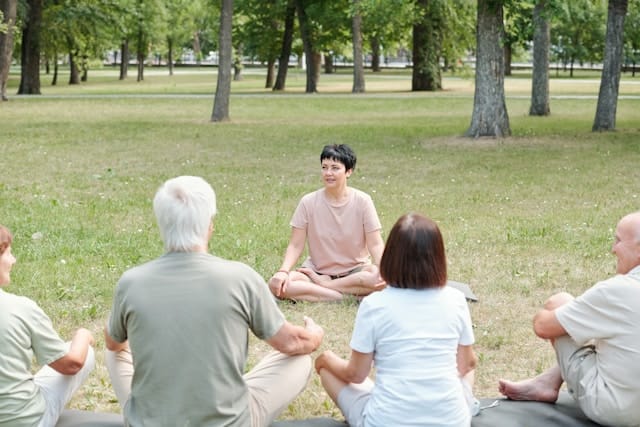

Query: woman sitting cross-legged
[314,213,478,427]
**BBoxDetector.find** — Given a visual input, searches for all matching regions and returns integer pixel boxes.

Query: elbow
[63,360,84,375]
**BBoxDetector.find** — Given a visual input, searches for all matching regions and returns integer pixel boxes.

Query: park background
[2,0,640,421]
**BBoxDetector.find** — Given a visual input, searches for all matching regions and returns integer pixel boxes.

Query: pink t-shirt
[290,187,382,276]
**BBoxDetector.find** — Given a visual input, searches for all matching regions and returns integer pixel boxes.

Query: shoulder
[0,290,40,312]
[349,187,373,201]
[299,189,323,203]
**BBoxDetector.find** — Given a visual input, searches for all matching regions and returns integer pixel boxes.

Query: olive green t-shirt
[108,252,285,427]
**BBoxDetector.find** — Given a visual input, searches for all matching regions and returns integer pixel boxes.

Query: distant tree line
[0,0,636,134]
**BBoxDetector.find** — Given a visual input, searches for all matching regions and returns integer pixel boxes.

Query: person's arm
[456,344,477,378]
[365,229,385,267]
[266,316,324,356]
[104,325,129,352]
[315,349,373,384]
[533,309,567,339]
[269,227,307,296]
[48,328,95,375]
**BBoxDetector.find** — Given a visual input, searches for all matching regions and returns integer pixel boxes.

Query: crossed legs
[105,346,311,427]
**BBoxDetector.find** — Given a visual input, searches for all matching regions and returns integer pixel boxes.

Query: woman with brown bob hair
[0,225,95,427]
[315,213,478,427]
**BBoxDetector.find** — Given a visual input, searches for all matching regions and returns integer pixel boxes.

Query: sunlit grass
[1,67,639,418]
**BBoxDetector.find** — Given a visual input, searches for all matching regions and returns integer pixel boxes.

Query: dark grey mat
[57,410,124,427]
[270,393,601,427]
[57,392,601,427]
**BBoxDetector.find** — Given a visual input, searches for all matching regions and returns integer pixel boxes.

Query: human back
[354,286,472,427]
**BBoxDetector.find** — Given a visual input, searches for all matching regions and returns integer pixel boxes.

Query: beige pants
[105,348,311,427]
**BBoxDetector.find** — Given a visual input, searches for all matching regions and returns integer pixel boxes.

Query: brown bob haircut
[0,225,13,256]
[380,213,447,289]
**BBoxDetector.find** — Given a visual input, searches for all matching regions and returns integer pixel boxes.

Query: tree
[502,0,533,76]
[623,0,640,76]
[211,0,233,122]
[593,0,628,131]
[273,0,296,90]
[295,0,318,93]
[551,0,605,77]
[465,0,511,138]
[529,0,550,116]
[412,0,444,91]
[18,0,44,95]
[0,0,17,101]
[165,0,202,76]
[351,0,364,93]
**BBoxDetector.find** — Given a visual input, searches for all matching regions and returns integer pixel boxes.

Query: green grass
[1,66,640,417]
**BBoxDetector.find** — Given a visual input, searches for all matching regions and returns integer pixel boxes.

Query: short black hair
[320,144,356,172]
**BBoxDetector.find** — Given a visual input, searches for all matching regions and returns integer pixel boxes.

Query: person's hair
[380,213,447,289]
[0,225,12,256]
[320,144,357,172]
[153,176,217,252]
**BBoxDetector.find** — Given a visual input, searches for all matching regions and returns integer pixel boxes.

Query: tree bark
[168,38,174,76]
[211,0,233,122]
[593,0,628,131]
[265,58,275,88]
[296,0,317,93]
[370,36,380,72]
[120,40,129,80]
[17,0,43,95]
[69,50,80,84]
[352,0,365,93]
[273,0,295,91]
[412,0,442,91]
[0,1,15,99]
[465,0,511,138]
[0,0,17,100]
[504,43,512,76]
[530,0,550,116]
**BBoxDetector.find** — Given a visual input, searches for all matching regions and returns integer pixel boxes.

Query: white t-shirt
[556,265,640,426]
[351,286,474,427]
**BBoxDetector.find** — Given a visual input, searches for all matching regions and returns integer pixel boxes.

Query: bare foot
[498,378,559,403]
[297,267,331,285]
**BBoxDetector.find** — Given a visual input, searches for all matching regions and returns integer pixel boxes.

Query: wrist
[277,269,289,275]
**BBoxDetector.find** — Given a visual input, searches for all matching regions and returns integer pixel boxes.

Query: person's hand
[268,271,289,297]
[314,350,333,373]
[304,316,324,350]
[77,328,95,346]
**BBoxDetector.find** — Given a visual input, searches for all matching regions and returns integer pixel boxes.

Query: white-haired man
[499,211,640,426]
[104,176,324,426]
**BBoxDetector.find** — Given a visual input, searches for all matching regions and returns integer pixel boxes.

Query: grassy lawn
[1,66,640,418]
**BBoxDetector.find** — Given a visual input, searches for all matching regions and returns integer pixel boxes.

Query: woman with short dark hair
[268,144,385,302]
[314,213,478,427]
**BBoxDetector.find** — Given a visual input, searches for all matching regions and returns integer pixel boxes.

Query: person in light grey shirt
[499,211,640,427]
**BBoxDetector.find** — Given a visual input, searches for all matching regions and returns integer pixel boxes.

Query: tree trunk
[412,0,442,91]
[120,40,129,80]
[168,38,174,76]
[17,0,43,95]
[465,0,511,138]
[193,30,201,65]
[296,0,317,93]
[370,36,380,72]
[273,1,295,90]
[81,55,88,82]
[51,59,58,86]
[69,50,80,84]
[265,58,275,88]
[352,0,365,93]
[211,0,233,122]
[273,0,295,91]
[593,0,628,131]
[530,0,550,116]
[324,53,333,74]
[233,44,243,81]
[504,43,512,76]
[0,0,17,100]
